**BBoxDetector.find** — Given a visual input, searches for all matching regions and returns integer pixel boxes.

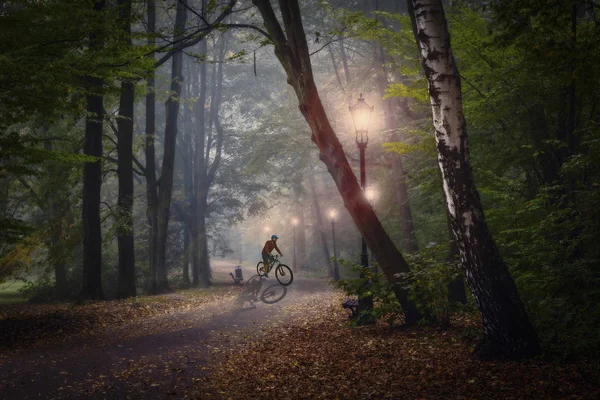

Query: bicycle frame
[266,255,280,272]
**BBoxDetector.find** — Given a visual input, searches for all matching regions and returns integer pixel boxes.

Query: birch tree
[406,0,539,358]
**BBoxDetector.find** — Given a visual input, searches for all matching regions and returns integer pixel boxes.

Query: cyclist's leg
[262,253,270,276]
[268,254,277,271]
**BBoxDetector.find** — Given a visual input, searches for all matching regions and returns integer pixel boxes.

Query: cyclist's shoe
[264,274,269,278]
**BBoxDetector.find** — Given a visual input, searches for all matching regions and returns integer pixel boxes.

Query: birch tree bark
[406,0,539,358]
[252,0,421,324]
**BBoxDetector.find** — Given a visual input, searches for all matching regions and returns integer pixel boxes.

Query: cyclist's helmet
[271,235,279,240]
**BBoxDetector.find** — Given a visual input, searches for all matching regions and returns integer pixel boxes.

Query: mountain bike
[256,255,294,286]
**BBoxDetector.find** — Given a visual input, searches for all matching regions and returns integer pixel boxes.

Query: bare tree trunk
[192,31,208,287]
[296,200,306,269]
[308,173,332,276]
[252,0,421,324]
[181,62,194,288]
[81,0,106,301]
[406,0,539,358]
[197,200,210,287]
[156,0,188,293]
[339,38,350,85]
[192,26,228,288]
[41,128,69,298]
[328,45,344,89]
[292,180,307,269]
[116,0,136,299]
[182,220,191,286]
[146,0,160,294]
[373,40,419,253]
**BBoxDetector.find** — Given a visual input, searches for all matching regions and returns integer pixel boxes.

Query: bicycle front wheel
[275,264,293,286]
[256,261,266,277]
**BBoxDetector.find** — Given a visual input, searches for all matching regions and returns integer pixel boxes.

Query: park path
[0,263,334,400]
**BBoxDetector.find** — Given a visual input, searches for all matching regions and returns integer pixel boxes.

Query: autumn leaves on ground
[1,271,598,399]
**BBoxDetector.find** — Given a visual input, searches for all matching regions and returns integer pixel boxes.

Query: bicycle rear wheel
[256,261,266,277]
[275,264,293,286]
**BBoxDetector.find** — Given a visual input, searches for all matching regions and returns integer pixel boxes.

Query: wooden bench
[342,298,359,318]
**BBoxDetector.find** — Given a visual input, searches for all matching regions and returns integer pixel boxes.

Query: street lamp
[291,217,299,272]
[365,187,378,205]
[365,187,379,274]
[349,93,375,324]
[328,209,340,281]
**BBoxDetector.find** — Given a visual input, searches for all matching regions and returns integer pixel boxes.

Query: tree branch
[18,178,44,212]
[154,0,239,68]
[219,23,272,41]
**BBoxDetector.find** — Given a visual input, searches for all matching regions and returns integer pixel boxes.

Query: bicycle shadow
[235,275,288,311]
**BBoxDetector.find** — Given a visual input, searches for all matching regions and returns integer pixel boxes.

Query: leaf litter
[1,285,598,399]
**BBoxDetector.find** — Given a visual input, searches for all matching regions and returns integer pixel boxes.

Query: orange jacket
[262,239,282,256]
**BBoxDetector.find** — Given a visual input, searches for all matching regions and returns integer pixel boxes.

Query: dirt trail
[0,264,334,400]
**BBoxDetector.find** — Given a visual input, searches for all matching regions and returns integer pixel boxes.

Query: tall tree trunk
[406,0,539,358]
[192,32,208,287]
[308,173,332,276]
[146,0,160,294]
[42,128,68,298]
[338,38,350,85]
[446,213,467,304]
[182,221,191,286]
[156,0,188,293]
[328,45,344,89]
[196,33,214,289]
[372,40,419,253]
[181,62,194,287]
[197,200,210,287]
[116,0,136,299]
[81,0,106,300]
[292,179,307,269]
[252,0,421,324]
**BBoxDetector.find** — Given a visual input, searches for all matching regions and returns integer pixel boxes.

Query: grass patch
[0,280,27,304]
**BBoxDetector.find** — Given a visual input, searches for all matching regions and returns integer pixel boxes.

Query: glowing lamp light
[349,93,374,144]
[328,209,337,221]
[365,187,379,204]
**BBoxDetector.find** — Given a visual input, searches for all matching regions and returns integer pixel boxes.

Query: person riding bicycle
[261,235,283,278]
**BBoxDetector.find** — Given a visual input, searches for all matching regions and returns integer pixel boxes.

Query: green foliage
[336,250,471,327]
[18,277,57,304]
[335,259,404,328]
[404,246,472,325]
[442,0,600,358]
[383,82,429,104]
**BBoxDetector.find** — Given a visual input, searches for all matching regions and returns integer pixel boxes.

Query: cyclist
[261,234,283,278]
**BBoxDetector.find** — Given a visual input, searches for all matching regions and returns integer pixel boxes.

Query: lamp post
[291,218,299,272]
[349,93,375,324]
[328,209,340,281]
[365,187,378,274]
